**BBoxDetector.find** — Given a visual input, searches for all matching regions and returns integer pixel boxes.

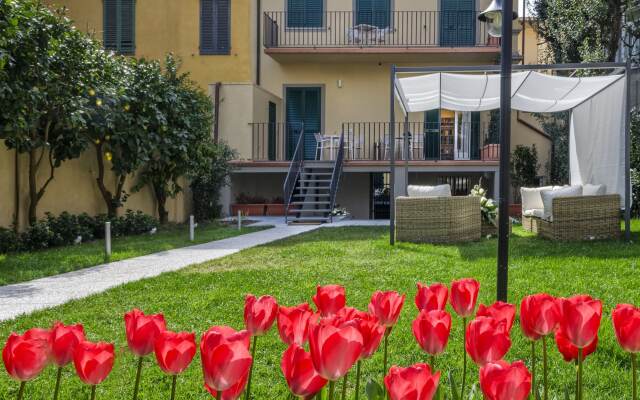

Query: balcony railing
[264,11,497,49]
[250,121,500,162]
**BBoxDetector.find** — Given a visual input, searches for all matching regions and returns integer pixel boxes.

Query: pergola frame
[388,61,634,245]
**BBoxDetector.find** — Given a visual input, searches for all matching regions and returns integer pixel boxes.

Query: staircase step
[291,201,330,205]
[293,193,330,198]
[296,209,332,213]
[296,186,330,190]
[302,172,333,176]
[299,179,331,183]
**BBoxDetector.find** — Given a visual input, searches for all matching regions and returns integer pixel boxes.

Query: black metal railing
[251,121,501,162]
[329,132,345,222]
[264,11,496,49]
[283,124,305,223]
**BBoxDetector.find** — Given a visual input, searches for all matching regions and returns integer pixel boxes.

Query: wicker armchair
[522,194,621,241]
[395,196,481,243]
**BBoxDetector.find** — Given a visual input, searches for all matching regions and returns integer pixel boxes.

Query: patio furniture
[395,195,481,243]
[522,193,621,241]
[314,133,332,160]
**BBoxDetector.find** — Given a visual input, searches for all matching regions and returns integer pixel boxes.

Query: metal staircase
[284,128,345,225]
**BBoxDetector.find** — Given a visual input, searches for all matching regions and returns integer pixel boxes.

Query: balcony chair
[314,133,332,160]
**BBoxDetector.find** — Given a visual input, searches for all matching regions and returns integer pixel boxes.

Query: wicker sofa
[395,196,481,243]
[522,194,621,241]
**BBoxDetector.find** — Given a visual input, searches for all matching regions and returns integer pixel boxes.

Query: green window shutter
[287,0,323,28]
[424,109,440,159]
[286,87,322,160]
[440,0,475,47]
[356,0,390,28]
[470,112,481,160]
[103,0,135,55]
[201,0,230,55]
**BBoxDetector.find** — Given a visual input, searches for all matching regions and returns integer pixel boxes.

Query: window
[355,0,390,28]
[200,0,230,55]
[287,0,324,28]
[103,0,135,55]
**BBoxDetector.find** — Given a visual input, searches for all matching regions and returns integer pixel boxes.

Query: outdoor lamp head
[478,0,518,38]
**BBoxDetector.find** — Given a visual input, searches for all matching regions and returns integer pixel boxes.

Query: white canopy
[395,71,628,207]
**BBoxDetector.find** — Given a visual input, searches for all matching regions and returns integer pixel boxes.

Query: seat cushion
[583,183,607,196]
[541,186,583,220]
[407,184,452,198]
[520,186,553,212]
[522,208,543,217]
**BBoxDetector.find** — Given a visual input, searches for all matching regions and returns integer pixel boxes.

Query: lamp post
[479,0,517,302]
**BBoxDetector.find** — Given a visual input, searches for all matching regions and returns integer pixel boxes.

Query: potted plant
[231,193,267,216]
[510,144,539,218]
[265,197,286,216]
[469,183,504,237]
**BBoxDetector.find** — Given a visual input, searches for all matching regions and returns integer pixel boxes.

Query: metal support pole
[104,221,111,259]
[189,215,195,242]
[624,59,632,241]
[497,0,514,302]
[404,114,410,194]
[390,65,396,245]
[238,211,242,231]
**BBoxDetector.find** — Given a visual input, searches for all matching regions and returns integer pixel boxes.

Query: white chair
[314,133,332,160]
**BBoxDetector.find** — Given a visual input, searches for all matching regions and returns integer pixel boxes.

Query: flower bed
[3,281,638,400]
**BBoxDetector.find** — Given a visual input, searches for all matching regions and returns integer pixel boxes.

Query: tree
[511,145,540,202]
[133,55,215,223]
[0,1,96,223]
[190,143,236,222]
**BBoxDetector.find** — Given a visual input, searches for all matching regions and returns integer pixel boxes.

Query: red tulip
[612,304,640,353]
[73,341,115,386]
[23,328,51,344]
[201,326,252,392]
[465,317,511,366]
[519,294,561,341]
[368,291,406,327]
[352,314,385,359]
[277,303,318,346]
[477,301,516,332]
[479,360,532,400]
[336,306,369,321]
[154,330,197,375]
[244,294,278,337]
[384,363,440,400]
[412,310,452,356]
[558,295,602,349]
[450,279,480,318]
[415,282,448,312]
[205,371,249,400]
[308,317,363,381]
[49,322,85,367]
[313,285,346,318]
[124,309,166,357]
[2,332,49,382]
[554,328,598,362]
[281,344,328,398]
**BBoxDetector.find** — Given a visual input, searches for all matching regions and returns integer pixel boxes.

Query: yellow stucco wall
[46,0,254,89]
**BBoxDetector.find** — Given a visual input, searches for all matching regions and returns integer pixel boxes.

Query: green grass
[0,223,268,286]
[0,221,639,400]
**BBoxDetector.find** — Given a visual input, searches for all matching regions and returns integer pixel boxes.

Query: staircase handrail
[283,124,305,223]
[329,131,345,222]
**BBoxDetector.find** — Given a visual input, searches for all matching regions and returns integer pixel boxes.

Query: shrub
[0,228,19,254]
[19,221,56,251]
[117,210,158,236]
[190,142,236,222]
[44,212,94,246]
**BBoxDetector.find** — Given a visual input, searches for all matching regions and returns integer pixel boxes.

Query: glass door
[454,111,471,160]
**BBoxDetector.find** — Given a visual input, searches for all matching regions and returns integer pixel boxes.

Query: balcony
[249,122,500,164]
[263,11,500,61]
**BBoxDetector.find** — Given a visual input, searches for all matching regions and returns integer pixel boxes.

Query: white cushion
[583,184,606,196]
[520,186,553,211]
[407,184,451,198]
[541,186,583,220]
[522,208,542,217]
[531,208,547,220]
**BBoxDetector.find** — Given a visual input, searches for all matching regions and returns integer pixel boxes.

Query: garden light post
[479,0,517,302]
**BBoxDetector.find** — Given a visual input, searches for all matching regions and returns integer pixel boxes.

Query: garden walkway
[0,218,389,321]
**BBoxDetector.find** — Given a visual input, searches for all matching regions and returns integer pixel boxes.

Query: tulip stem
[170,375,177,400]
[543,336,548,400]
[132,356,143,400]
[53,366,63,400]
[355,360,362,400]
[461,317,467,400]
[16,381,25,400]
[429,355,435,369]
[632,353,637,400]
[90,385,96,400]
[328,381,336,400]
[383,329,390,393]
[531,340,536,398]
[244,336,258,400]
[217,390,222,399]
[341,372,349,400]
[577,348,584,400]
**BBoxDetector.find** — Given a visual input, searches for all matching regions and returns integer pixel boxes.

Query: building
[19,0,551,225]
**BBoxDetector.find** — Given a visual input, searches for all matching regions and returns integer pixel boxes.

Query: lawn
[0,222,268,286]
[1,222,639,400]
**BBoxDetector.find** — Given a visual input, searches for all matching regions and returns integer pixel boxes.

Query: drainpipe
[13,149,20,232]
[213,82,221,143]
[256,0,262,86]
[521,0,526,65]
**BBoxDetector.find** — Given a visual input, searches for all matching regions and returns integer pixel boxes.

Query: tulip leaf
[564,385,571,400]
[448,370,460,400]
[467,383,478,399]
[365,379,385,400]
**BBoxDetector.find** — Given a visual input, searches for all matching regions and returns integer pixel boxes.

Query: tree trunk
[27,148,39,225]
[13,149,20,232]
[153,183,169,224]
[94,144,118,218]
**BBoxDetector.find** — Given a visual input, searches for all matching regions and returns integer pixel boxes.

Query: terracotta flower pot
[481,144,500,161]
[265,204,286,216]
[508,204,522,218]
[231,204,266,216]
